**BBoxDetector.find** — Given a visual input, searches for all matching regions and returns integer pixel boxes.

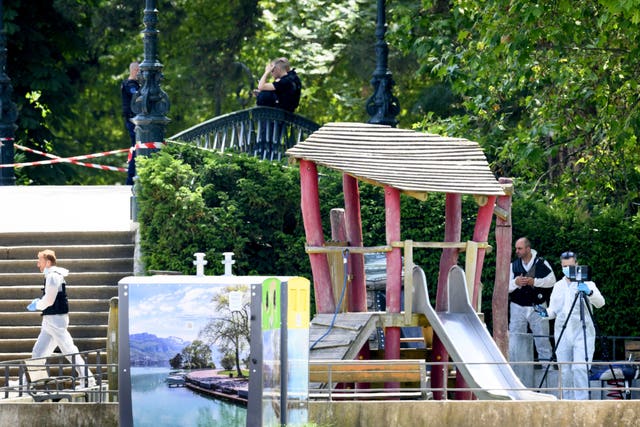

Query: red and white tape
[135,142,166,150]
[0,144,129,172]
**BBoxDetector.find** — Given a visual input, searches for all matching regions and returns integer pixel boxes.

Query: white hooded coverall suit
[546,277,605,400]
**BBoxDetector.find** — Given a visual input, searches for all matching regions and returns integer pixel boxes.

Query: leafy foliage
[390,0,640,213]
[137,143,309,275]
[180,339,214,369]
[199,285,251,376]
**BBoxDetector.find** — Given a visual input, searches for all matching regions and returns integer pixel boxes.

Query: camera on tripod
[567,265,590,282]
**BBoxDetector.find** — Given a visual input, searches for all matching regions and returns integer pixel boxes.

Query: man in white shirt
[509,237,556,366]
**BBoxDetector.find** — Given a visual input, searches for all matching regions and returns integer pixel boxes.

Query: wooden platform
[309,312,379,360]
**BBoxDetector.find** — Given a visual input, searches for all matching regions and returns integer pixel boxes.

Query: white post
[222,252,235,276]
[193,252,207,276]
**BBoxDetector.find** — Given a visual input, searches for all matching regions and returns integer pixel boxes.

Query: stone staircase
[0,231,135,364]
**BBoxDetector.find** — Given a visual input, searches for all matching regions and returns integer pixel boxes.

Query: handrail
[0,349,113,402]
[168,107,320,161]
[308,359,640,401]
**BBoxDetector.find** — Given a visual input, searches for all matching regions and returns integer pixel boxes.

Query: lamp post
[131,0,170,158]
[366,0,399,127]
[0,0,17,186]
[130,0,170,219]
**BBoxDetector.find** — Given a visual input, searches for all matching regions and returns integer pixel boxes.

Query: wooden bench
[23,358,77,402]
[625,340,640,361]
[309,359,431,400]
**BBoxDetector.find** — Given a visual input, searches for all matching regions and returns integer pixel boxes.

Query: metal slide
[412,265,556,400]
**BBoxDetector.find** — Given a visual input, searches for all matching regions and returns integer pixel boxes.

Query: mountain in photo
[129,332,190,366]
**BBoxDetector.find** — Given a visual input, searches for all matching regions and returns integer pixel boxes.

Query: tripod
[538,282,601,399]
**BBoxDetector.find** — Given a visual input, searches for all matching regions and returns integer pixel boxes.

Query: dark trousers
[125,118,136,185]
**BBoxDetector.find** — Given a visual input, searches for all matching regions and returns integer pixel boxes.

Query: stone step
[0,299,112,312]
[0,351,107,365]
[0,285,117,300]
[0,244,134,260]
[0,325,108,339]
[0,312,109,327]
[0,337,106,353]
[0,271,132,286]
[0,231,135,246]
[0,258,133,273]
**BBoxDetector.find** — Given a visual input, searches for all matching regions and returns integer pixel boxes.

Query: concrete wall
[309,400,640,427]
[0,403,118,427]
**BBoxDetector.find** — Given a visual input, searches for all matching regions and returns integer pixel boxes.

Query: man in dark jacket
[256,57,301,113]
[508,237,556,366]
[121,62,140,185]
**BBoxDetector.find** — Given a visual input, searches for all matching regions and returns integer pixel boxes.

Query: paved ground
[0,185,134,232]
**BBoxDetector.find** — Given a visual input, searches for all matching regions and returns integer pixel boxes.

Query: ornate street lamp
[131,0,170,157]
[366,0,400,127]
[130,0,170,220]
[0,0,18,186]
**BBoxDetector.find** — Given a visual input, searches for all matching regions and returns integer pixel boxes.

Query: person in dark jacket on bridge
[254,58,302,150]
[26,249,94,386]
[256,57,302,113]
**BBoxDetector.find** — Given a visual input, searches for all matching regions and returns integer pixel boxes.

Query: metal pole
[366,0,399,127]
[131,0,170,157]
[130,0,170,219]
[0,0,17,186]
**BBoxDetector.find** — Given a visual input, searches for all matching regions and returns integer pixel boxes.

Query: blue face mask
[562,266,571,278]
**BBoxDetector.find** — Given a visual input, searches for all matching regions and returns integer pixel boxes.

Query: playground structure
[286,121,532,400]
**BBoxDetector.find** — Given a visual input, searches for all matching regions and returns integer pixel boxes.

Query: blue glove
[577,282,590,294]
[26,298,40,312]
[533,304,548,318]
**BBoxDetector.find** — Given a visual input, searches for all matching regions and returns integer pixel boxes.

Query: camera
[567,265,590,282]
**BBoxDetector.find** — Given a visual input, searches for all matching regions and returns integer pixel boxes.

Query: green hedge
[137,145,640,343]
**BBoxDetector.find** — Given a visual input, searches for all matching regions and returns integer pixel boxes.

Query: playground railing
[308,359,640,401]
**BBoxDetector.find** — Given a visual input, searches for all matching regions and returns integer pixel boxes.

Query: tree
[169,353,183,369]
[180,340,214,369]
[220,353,236,372]
[389,0,640,213]
[199,285,250,377]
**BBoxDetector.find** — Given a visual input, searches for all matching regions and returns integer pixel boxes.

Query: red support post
[471,195,497,309]
[299,159,336,314]
[432,193,461,400]
[343,174,367,312]
[384,186,401,389]
[493,178,513,357]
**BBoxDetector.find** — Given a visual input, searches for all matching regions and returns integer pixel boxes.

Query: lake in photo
[131,367,247,427]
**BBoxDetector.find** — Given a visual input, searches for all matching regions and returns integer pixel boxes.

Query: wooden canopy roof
[286,122,505,200]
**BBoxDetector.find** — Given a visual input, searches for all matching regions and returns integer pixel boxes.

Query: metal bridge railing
[168,107,320,161]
